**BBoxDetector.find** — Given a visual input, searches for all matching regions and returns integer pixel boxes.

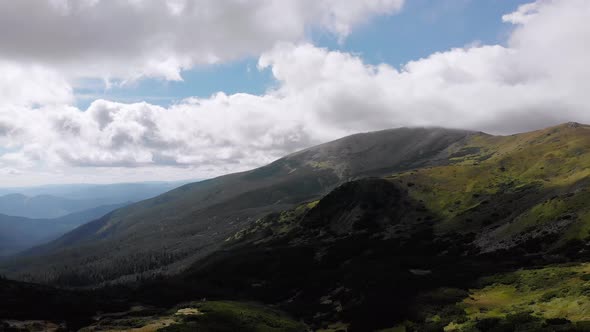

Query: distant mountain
[0,194,110,219]
[3,127,474,285]
[0,181,192,200]
[0,181,191,219]
[0,202,128,256]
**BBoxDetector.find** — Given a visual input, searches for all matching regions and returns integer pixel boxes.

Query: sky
[0,0,588,186]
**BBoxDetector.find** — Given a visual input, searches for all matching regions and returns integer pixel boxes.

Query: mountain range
[0,181,191,219]
[2,123,590,331]
[0,203,128,256]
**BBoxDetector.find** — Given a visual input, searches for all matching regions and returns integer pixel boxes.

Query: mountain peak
[553,121,589,130]
[542,122,590,136]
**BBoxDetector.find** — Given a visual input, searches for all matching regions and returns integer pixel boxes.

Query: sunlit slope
[385,263,590,331]
[392,122,590,252]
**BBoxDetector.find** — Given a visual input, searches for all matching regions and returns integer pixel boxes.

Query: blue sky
[75,0,531,110]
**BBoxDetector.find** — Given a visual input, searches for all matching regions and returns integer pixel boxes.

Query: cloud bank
[0,0,403,82]
[1,0,589,185]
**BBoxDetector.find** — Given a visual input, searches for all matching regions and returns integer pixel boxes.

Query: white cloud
[0,0,403,82]
[502,2,541,24]
[1,0,590,185]
[0,62,73,107]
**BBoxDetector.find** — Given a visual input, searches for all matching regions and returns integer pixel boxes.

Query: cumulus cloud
[1,0,590,185]
[0,62,73,107]
[0,0,403,82]
[502,2,541,24]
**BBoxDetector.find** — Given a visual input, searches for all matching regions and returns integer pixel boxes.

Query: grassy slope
[414,264,590,331]
[390,123,590,251]
[77,301,307,332]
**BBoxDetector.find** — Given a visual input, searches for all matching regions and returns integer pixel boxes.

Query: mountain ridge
[1,126,476,285]
[4,123,590,288]
[0,181,188,219]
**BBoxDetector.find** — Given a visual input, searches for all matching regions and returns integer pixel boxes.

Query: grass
[384,264,590,331]
[226,200,319,244]
[494,189,590,239]
[160,301,307,332]
[388,123,590,246]
[316,321,349,332]
[441,264,590,331]
[79,316,176,332]
[79,301,307,332]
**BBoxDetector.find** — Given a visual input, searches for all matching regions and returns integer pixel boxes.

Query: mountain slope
[133,122,590,330]
[9,123,590,288]
[3,123,590,330]
[0,203,128,256]
[392,122,590,254]
[174,178,456,330]
[1,127,475,285]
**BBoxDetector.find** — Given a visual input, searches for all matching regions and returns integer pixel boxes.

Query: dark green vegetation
[157,301,307,332]
[0,277,305,331]
[2,123,590,331]
[169,178,469,330]
[0,277,129,330]
[396,263,590,331]
[75,300,305,332]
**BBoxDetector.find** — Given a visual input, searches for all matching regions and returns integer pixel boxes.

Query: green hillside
[396,263,590,331]
[392,122,590,253]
